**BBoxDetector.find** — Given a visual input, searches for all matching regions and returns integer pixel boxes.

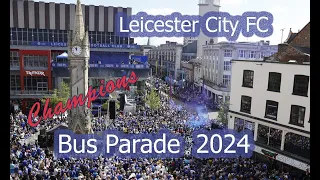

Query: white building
[228,60,310,171]
[147,41,183,79]
[195,41,278,104]
[197,0,220,58]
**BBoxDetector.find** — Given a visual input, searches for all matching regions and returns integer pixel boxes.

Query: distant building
[141,38,156,56]
[182,41,197,62]
[228,60,310,173]
[147,41,183,79]
[265,22,310,64]
[197,41,278,104]
[181,62,194,83]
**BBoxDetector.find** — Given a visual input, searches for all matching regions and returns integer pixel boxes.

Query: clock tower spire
[67,0,93,134]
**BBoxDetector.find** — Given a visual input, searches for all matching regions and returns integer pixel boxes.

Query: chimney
[266,41,270,45]
[259,40,264,45]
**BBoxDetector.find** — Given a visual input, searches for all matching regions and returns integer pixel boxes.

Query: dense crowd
[10,78,310,180]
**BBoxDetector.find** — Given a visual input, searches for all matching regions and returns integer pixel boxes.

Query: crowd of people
[160,80,217,110]
[10,78,310,180]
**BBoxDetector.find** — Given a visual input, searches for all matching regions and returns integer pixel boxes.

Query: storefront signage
[30,41,140,49]
[25,71,46,76]
[51,62,149,69]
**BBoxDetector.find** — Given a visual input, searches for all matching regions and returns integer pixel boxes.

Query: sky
[38,0,310,46]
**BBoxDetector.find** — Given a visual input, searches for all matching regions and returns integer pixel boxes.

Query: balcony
[10,90,53,98]
[202,78,230,92]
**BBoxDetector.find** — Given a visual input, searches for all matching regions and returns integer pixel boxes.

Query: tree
[145,89,161,111]
[116,101,120,110]
[217,100,230,126]
[102,101,108,110]
[42,81,70,117]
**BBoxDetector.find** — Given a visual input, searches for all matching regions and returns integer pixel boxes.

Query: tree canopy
[217,100,230,126]
[42,81,70,107]
[145,89,161,110]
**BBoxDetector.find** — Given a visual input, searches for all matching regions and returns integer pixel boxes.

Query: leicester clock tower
[67,0,93,134]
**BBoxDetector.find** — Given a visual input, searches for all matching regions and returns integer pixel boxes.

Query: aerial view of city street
[10,0,310,179]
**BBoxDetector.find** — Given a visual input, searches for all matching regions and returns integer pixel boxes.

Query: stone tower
[197,0,220,58]
[67,0,93,134]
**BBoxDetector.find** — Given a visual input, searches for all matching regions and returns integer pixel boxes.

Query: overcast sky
[38,0,310,46]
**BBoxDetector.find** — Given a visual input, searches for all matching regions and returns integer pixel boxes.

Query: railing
[202,79,230,92]
[10,90,54,95]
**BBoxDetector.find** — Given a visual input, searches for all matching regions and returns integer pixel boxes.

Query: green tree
[145,89,161,110]
[102,101,108,110]
[116,101,120,110]
[42,81,70,117]
[217,100,230,125]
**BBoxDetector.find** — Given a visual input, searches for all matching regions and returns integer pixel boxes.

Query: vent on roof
[288,60,297,63]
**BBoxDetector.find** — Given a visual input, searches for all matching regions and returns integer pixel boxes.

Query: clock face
[72,46,82,56]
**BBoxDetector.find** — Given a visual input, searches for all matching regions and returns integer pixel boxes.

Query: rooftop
[232,59,310,66]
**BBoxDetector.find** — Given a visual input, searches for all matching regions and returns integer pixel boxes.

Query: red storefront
[18,50,52,113]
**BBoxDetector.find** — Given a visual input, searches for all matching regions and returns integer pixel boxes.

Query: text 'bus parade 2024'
[27,71,140,127]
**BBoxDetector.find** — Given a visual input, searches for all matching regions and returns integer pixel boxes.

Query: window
[257,124,282,150]
[267,72,281,92]
[293,75,309,96]
[239,50,245,58]
[223,75,231,87]
[24,55,48,68]
[10,75,21,91]
[240,95,252,114]
[249,51,255,58]
[10,51,20,67]
[234,118,255,137]
[224,61,231,71]
[37,82,48,91]
[284,133,310,159]
[265,100,278,120]
[224,50,232,57]
[24,76,48,91]
[242,70,254,88]
[290,105,305,127]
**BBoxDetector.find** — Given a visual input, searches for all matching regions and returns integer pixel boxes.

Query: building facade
[10,0,149,113]
[147,41,183,80]
[196,41,278,104]
[228,60,310,172]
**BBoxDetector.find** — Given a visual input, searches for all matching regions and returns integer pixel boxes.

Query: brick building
[265,22,310,64]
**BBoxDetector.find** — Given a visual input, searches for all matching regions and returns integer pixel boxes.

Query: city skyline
[34,0,309,46]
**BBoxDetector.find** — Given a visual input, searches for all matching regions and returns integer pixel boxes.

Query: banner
[23,70,49,77]
[30,42,140,49]
[51,62,149,69]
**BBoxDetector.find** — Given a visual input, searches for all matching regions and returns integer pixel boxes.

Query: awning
[56,52,68,59]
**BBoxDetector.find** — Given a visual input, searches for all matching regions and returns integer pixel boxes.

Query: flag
[155,60,158,75]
